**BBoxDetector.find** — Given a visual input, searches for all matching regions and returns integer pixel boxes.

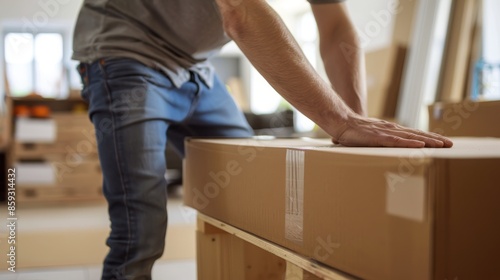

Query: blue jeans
[78,58,253,280]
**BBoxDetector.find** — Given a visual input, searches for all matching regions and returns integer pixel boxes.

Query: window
[397,0,453,129]
[4,32,65,98]
[476,0,500,100]
[249,10,321,133]
[293,12,317,133]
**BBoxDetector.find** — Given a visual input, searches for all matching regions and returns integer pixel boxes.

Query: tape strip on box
[285,149,305,243]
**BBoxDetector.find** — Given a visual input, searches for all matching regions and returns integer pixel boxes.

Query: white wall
[345,0,397,52]
[483,0,500,63]
[271,0,396,52]
[0,0,82,19]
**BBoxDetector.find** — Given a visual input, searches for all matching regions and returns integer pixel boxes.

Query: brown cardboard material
[184,137,500,280]
[428,100,500,137]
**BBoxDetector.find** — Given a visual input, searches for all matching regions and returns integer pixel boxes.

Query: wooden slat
[0,95,13,151]
[383,45,408,119]
[197,218,226,234]
[197,213,356,280]
[286,261,322,280]
[16,183,104,204]
[14,140,98,159]
[197,219,286,280]
[464,0,483,99]
[196,231,244,280]
[392,0,418,45]
[438,0,480,102]
[244,242,285,280]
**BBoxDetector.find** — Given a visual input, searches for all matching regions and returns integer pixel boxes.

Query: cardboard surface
[184,138,500,280]
[428,100,500,137]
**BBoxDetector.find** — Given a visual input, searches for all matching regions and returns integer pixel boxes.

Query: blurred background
[0,0,499,279]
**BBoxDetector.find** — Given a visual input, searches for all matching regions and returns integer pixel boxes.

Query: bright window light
[35,33,64,97]
[481,0,500,100]
[5,33,34,96]
[4,32,64,98]
[294,12,318,133]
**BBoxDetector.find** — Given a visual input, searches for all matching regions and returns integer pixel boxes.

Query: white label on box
[16,162,56,186]
[285,149,305,243]
[385,173,425,222]
[15,118,57,143]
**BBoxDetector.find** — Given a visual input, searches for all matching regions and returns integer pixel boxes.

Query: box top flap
[189,137,500,159]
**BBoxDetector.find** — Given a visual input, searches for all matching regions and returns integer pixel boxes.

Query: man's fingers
[416,130,453,147]
[378,135,426,148]
[333,134,425,148]
[378,123,453,148]
[396,126,453,148]
[388,131,444,148]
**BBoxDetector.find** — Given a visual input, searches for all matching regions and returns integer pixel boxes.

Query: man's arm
[215,0,452,148]
[311,2,367,116]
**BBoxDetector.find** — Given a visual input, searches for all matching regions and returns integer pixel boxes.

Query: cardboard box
[16,160,102,189]
[184,137,500,280]
[428,100,500,137]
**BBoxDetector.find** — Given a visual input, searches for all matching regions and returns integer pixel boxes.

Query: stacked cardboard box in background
[14,112,103,203]
[428,100,500,137]
[185,138,500,280]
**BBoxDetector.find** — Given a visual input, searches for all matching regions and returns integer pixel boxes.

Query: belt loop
[191,71,202,97]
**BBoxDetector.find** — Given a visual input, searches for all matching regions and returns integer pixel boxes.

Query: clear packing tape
[285,149,305,244]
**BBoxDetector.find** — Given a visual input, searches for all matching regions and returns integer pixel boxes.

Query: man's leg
[79,58,199,280]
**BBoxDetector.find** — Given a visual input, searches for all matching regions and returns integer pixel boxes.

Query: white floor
[0,191,197,280]
[0,192,197,233]
[0,259,196,280]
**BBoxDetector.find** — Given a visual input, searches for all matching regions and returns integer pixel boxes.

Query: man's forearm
[215,0,353,137]
[311,4,367,116]
[320,24,367,116]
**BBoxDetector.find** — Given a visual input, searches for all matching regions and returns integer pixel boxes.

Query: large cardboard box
[428,100,500,137]
[184,138,500,280]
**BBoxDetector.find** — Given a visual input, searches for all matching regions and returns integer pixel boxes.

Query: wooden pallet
[197,213,357,280]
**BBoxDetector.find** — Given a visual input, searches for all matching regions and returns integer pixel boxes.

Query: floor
[0,191,197,280]
[0,260,196,280]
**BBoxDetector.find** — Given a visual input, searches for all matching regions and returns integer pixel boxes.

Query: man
[73,0,452,279]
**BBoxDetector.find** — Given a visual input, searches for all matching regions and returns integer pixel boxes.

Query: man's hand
[330,114,453,148]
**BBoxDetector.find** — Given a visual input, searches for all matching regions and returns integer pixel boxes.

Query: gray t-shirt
[72,0,345,88]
